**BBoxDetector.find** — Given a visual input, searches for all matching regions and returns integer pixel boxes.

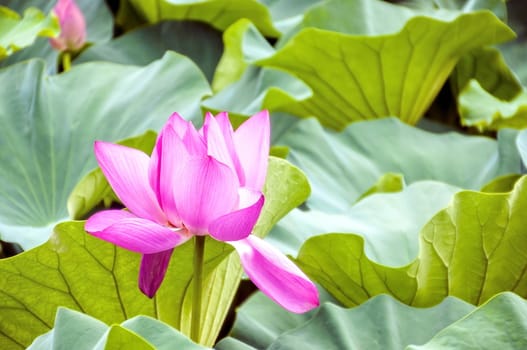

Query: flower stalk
[191,235,205,343]
[62,52,71,72]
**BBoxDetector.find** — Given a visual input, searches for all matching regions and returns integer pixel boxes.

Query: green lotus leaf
[116,0,280,37]
[0,0,113,72]
[0,6,59,59]
[0,52,211,249]
[295,176,527,308]
[258,8,514,129]
[219,292,526,350]
[77,20,223,82]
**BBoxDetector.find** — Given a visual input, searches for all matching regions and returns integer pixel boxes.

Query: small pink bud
[49,0,86,52]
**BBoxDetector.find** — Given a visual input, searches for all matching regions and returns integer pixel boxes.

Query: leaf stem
[191,235,205,343]
[62,52,71,72]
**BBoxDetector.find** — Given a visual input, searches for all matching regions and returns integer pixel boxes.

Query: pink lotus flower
[49,0,86,52]
[85,111,319,313]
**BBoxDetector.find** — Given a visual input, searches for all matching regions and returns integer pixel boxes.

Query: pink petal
[234,110,270,190]
[182,121,206,156]
[84,209,135,231]
[203,113,243,184]
[215,112,234,135]
[230,235,320,313]
[94,141,166,225]
[209,189,264,241]
[165,112,189,138]
[172,156,239,235]
[148,130,163,204]
[149,112,189,192]
[139,249,174,298]
[86,213,183,254]
[157,127,191,227]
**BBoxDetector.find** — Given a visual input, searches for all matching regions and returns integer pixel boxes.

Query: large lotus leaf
[258,9,514,128]
[77,21,223,82]
[0,52,211,249]
[274,117,520,212]
[409,292,527,350]
[269,181,460,266]
[116,0,280,37]
[0,157,309,348]
[0,6,58,59]
[29,307,210,350]
[295,175,527,308]
[0,0,113,73]
[220,292,526,350]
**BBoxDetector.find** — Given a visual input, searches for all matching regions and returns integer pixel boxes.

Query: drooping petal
[86,212,183,254]
[94,141,166,224]
[230,235,320,313]
[139,249,174,298]
[234,110,270,190]
[172,156,239,235]
[203,113,243,184]
[209,189,264,241]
